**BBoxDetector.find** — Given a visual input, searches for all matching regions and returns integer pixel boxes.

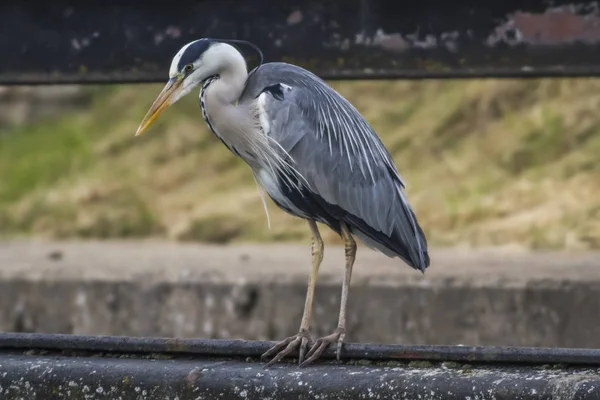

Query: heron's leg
[261,220,324,367]
[300,221,356,367]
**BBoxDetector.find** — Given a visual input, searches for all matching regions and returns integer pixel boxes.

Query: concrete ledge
[0,240,599,348]
[2,354,600,400]
[2,334,600,400]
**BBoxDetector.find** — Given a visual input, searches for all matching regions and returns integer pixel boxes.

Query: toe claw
[303,339,321,361]
[263,328,346,368]
[299,336,310,364]
[262,331,313,368]
[299,328,346,367]
[260,336,294,362]
[299,341,328,368]
[263,337,301,368]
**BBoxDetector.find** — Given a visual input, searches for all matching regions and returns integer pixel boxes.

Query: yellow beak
[135,76,183,136]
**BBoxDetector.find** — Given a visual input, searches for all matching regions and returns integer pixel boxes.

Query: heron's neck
[201,59,250,135]
[208,55,248,105]
[198,51,294,182]
[200,56,265,167]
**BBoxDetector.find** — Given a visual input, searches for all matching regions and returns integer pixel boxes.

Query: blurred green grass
[0,79,599,249]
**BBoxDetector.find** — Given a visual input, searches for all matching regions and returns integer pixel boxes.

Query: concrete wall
[1,240,599,348]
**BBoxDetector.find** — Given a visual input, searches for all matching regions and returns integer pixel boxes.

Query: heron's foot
[261,329,312,368]
[299,326,346,367]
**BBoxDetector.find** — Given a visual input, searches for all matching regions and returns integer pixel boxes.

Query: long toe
[299,334,312,364]
[260,336,297,363]
[262,330,312,368]
[299,328,344,367]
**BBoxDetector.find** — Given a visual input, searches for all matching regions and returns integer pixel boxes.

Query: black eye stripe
[176,39,215,72]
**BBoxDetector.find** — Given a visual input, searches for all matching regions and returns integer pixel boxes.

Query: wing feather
[240,63,429,271]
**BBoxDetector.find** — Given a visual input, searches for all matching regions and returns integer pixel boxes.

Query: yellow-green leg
[261,220,324,367]
[299,221,356,367]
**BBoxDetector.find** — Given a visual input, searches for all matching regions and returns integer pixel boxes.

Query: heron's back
[240,62,430,272]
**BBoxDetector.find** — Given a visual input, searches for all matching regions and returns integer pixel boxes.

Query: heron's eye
[184,64,193,72]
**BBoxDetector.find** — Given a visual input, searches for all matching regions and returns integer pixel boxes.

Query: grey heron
[135,38,430,367]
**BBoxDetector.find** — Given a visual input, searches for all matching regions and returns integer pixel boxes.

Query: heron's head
[135,38,241,136]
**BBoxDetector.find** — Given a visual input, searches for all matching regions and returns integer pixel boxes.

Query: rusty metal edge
[1,332,600,366]
[7,0,600,83]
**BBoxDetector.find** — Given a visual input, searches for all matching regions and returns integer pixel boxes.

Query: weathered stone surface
[3,354,600,400]
[0,240,599,348]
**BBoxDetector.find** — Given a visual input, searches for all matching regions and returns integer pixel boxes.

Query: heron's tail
[395,191,430,272]
[346,191,430,273]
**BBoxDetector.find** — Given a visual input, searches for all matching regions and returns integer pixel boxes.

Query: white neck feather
[201,46,264,169]
[200,43,302,191]
[208,45,248,104]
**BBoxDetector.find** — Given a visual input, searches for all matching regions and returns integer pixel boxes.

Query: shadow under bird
[135,38,430,367]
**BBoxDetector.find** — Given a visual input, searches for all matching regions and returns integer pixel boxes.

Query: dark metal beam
[3,332,600,366]
[1,333,600,399]
[5,0,600,84]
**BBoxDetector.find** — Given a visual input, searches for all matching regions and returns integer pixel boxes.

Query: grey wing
[242,63,429,271]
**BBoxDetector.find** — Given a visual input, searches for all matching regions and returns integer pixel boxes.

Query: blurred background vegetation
[0,79,599,249]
